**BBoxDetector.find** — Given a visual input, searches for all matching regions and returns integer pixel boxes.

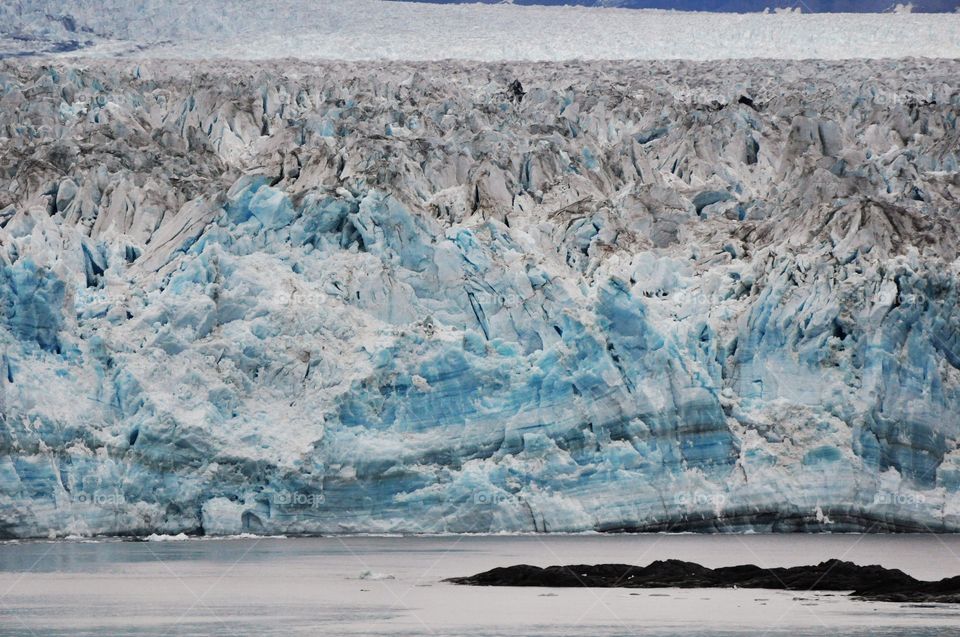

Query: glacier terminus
[1,58,960,538]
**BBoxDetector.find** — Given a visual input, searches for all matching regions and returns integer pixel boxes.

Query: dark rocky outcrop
[446,559,960,603]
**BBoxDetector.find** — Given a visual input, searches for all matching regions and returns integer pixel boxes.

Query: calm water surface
[1,534,959,636]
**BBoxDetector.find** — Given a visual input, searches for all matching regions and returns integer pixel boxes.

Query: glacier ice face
[1,58,960,537]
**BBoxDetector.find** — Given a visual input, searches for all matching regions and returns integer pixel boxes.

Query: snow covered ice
[2,0,960,60]
[2,52,960,537]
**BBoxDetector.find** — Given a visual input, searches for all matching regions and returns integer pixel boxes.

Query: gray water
[1,534,959,636]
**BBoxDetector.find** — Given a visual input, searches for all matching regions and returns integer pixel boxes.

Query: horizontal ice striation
[1,59,960,538]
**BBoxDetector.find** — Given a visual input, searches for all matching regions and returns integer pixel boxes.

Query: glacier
[1,57,960,538]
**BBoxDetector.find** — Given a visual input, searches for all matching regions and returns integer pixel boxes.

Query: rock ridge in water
[1,59,960,537]
[445,559,960,603]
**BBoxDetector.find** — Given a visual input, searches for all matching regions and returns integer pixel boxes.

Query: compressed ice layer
[1,58,960,538]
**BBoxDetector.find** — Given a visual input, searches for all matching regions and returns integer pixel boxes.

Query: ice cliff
[1,59,960,537]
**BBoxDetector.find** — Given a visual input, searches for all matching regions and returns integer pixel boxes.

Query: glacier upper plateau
[2,0,960,61]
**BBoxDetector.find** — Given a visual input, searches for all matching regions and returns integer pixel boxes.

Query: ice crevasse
[1,59,960,537]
